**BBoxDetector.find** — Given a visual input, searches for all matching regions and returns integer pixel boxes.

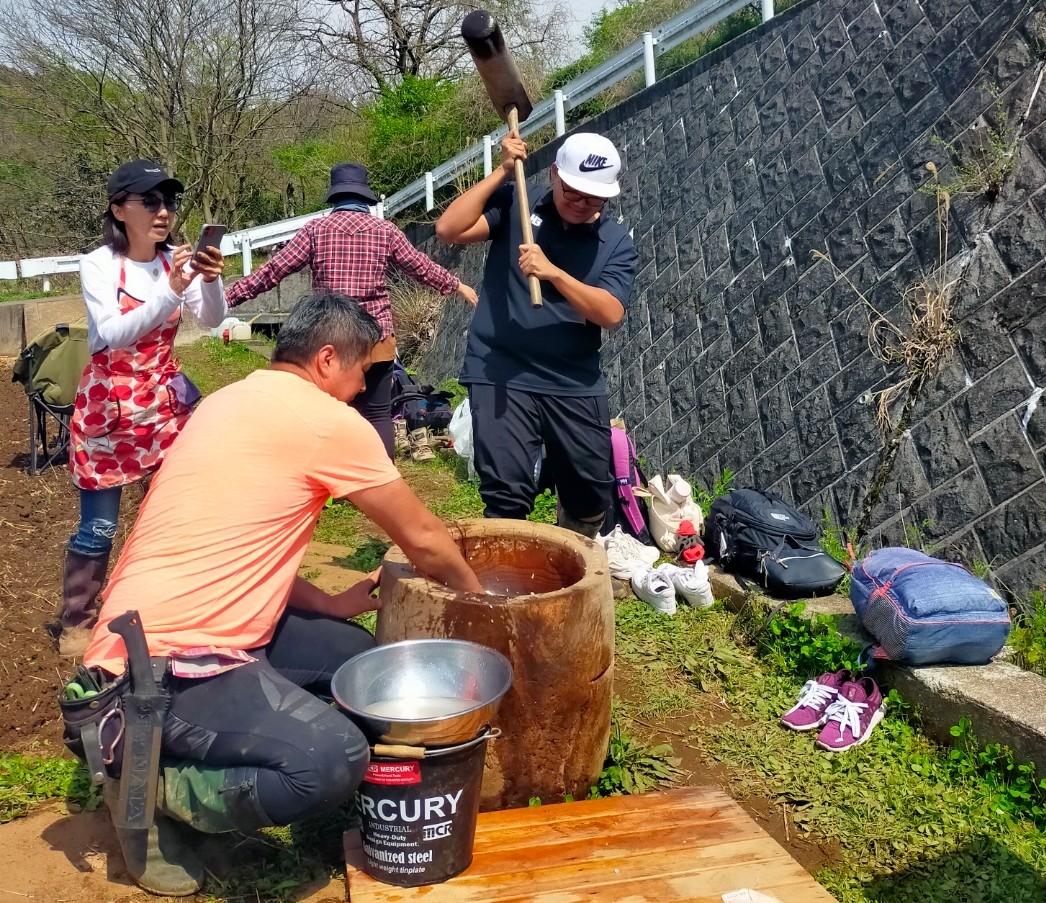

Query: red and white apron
[70,256,191,491]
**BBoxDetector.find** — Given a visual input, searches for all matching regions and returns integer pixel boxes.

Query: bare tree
[312,0,566,96]
[0,0,328,225]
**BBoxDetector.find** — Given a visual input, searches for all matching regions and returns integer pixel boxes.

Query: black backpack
[390,363,453,433]
[705,488,846,598]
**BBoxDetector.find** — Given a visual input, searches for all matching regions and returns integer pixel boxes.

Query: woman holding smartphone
[55,160,228,657]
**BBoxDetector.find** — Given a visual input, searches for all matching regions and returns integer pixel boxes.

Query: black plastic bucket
[357,729,494,886]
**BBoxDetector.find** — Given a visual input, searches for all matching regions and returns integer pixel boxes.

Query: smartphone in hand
[192,224,228,265]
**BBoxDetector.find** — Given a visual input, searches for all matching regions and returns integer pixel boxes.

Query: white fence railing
[2,0,774,284]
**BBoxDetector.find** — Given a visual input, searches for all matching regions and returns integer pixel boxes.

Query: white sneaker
[656,561,714,608]
[598,525,659,580]
[631,567,677,615]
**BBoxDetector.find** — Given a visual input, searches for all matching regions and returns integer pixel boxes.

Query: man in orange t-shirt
[82,290,482,896]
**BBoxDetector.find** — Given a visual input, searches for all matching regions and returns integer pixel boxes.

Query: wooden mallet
[461,9,542,307]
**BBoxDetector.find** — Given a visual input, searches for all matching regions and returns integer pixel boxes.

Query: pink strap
[610,427,645,536]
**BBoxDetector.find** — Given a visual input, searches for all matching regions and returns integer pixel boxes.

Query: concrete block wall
[415,0,1046,599]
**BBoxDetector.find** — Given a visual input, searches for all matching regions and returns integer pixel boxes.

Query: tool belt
[58,657,168,787]
[58,665,131,785]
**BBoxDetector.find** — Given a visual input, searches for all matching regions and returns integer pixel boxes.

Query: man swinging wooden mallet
[437,11,638,538]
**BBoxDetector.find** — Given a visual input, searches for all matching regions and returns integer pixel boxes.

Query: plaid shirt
[226,211,460,338]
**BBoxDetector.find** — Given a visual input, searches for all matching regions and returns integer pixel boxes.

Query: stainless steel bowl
[331,639,513,745]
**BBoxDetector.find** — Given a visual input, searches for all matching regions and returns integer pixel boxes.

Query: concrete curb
[707,566,1046,776]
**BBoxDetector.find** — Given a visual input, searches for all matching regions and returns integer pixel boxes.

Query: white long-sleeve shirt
[80,245,228,353]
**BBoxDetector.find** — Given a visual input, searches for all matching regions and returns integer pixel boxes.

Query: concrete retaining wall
[415,0,1046,600]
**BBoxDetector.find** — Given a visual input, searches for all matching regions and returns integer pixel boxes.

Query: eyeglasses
[125,193,180,213]
[558,180,605,208]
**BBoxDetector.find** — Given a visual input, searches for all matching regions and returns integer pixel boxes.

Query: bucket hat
[107,160,183,200]
[326,163,378,203]
[555,133,621,198]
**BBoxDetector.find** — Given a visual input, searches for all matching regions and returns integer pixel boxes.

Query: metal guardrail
[2,0,774,283]
[381,0,760,217]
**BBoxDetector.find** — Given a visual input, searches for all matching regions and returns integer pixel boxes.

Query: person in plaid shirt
[226,163,478,456]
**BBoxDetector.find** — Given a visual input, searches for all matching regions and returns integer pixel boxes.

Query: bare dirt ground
[0,359,837,901]
[0,366,143,752]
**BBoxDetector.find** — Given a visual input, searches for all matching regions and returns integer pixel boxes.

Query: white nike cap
[555,133,621,199]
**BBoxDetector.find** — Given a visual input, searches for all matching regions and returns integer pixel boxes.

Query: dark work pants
[351,358,395,459]
[468,384,613,521]
[161,611,375,825]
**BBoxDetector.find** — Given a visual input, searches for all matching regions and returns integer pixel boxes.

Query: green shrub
[1009,587,1046,677]
[945,717,1046,826]
[756,602,862,680]
[589,719,682,797]
[820,511,860,596]
[692,467,734,516]
[528,489,557,524]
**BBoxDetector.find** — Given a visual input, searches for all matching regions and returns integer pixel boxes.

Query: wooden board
[343,787,838,902]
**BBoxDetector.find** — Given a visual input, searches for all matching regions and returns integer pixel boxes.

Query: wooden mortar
[377,519,614,810]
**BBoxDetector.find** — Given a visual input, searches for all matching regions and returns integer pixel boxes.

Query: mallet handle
[507,107,543,308]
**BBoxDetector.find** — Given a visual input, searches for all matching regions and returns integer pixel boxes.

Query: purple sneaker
[780,670,850,732]
[816,676,885,752]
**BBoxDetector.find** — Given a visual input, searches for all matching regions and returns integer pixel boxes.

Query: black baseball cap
[107,160,184,200]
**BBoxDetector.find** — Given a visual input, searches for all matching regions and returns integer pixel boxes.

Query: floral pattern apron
[70,256,191,490]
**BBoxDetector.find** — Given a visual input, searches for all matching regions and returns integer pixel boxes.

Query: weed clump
[928,101,1019,202]
[813,164,963,538]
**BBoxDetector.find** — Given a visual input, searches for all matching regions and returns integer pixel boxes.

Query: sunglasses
[125,193,180,213]
[558,180,605,208]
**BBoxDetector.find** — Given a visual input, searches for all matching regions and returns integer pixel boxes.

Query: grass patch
[0,752,99,823]
[820,511,861,597]
[588,717,683,797]
[1009,587,1046,677]
[201,804,360,903]
[334,537,391,572]
[314,500,368,546]
[927,100,1019,202]
[613,598,726,719]
[755,601,863,680]
[178,337,271,396]
[527,488,557,524]
[427,470,485,521]
[612,597,1046,902]
[0,274,82,303]
[692,466,735,517]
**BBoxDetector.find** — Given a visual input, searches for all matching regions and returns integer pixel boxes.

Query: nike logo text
[578,154,611,172]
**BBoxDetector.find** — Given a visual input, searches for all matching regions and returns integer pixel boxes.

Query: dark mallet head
[461,9,503,59]
[461,9,533,123]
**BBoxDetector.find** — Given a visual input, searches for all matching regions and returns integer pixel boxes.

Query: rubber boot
[409,427,435,462]
[556,504,605,540]
[161,764,275,835]
[555,498,606,539]
[103,780,204,897]
[57,547,110,658]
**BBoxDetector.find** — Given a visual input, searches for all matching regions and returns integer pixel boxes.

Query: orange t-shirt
[84,369,399,674]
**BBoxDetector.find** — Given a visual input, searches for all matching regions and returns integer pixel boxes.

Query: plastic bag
[449,399,475,479]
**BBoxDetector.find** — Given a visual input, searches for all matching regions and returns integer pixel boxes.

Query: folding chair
[11,320,90,476]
